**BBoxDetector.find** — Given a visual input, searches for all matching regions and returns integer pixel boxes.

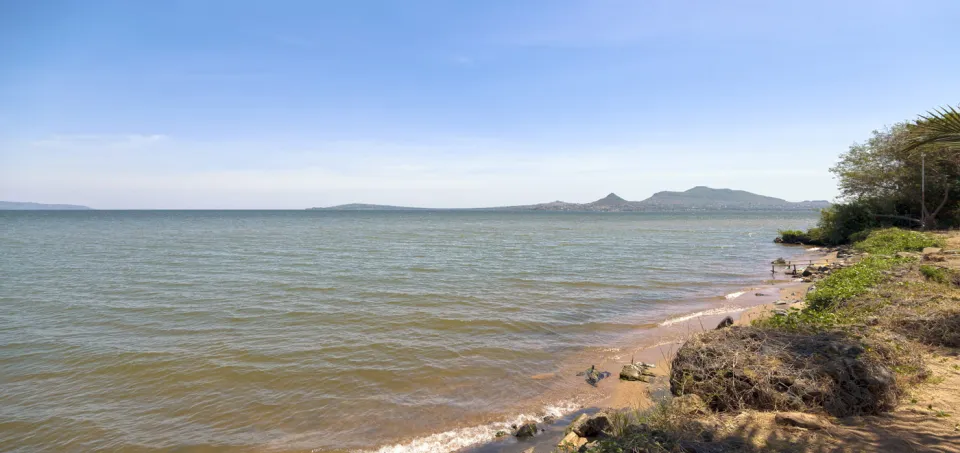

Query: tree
[829,108,960,230]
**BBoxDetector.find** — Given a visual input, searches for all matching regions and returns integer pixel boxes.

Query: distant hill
[0,201,93,210]
[637,186,831,210]
[310,187,830,212]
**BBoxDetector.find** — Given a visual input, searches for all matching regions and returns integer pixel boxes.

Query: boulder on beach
[514,421,538,438]
[715,316,734,329]
[558,431,586,449]
[566,412,612,437]
[619,364,652,382]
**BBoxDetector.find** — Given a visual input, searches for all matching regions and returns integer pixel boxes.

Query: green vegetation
[920,265,950,284]
[776,104,959,245]
[766,228,940,326]
[853,227,945,255]
[806,255,909,311]
[776,229,822,245]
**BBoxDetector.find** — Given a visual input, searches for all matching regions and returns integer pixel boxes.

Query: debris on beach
[576,365,611,386]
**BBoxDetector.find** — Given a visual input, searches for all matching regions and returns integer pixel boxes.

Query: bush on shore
[776,229,821,245]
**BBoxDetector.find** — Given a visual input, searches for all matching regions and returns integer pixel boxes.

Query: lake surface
[0,211,816,452]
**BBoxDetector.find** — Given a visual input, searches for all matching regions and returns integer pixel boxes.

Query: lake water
[0,211,816,452]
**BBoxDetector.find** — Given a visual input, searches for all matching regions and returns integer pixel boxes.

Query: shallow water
[0,210,816,452]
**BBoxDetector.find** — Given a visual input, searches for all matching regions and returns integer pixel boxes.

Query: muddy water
[0,210,816,452]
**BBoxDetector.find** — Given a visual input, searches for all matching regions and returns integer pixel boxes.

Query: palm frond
[903,104,960,151]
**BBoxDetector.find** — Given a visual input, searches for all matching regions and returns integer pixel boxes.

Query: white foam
[724,291,746,300]
[356,401,580,453]
[659,306,747,327]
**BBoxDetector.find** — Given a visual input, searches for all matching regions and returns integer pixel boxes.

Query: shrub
[854,228,944,255]
[815,202,879,245]
[776,229,824,245]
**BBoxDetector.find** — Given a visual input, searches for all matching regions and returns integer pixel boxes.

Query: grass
[920,265,957,285]
[805,256,909,312]
[756,306,839,332]
[853,228,944,255]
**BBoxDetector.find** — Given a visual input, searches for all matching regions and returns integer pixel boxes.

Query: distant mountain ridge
[311,187,831,212]
[0,201,93,210]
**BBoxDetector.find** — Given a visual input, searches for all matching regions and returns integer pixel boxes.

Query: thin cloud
[30,134,168,149]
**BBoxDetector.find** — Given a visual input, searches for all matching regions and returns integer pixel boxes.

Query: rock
[922,247,942,255]
[522,448,535,453]
[673,394,708,415]
[895,251,920,259]
[514,422,538,438]
[774,412,832,430]
[619,364,648,381]
[773,300,788,305]
[542,415,556,424]
[801,267,814,277]
[567,412,611,437]
[558,431,586,449]
[577,365,609,386]
[494,430,508,438]
[715,316,734,329]
[773,309,788,316]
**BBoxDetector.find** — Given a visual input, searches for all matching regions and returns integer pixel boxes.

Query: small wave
[503,278,644,290]
[282,286,337,292]
[724,291,745,300]
[357,401,580,453]
[659,306,747,326]
[408,267,442,273]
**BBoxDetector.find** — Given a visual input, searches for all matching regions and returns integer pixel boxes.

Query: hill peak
[592,193,628,205]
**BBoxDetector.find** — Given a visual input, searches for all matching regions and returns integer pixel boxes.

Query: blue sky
[1,0,959,209]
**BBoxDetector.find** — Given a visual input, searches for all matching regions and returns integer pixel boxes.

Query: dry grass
[669,327,901,417]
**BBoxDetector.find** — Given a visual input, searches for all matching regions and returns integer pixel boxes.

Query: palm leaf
[903,104,960,151]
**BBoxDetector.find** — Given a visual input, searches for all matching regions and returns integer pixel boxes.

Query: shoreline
[365,246,834,453]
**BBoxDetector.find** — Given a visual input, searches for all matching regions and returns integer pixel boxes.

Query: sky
[1,0,959,209]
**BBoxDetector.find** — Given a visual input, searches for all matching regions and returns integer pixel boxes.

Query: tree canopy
[815,104,960,239]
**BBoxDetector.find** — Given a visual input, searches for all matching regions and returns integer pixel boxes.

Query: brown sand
[598,250,836,410]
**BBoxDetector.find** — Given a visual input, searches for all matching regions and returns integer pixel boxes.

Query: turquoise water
[0,211,816,452]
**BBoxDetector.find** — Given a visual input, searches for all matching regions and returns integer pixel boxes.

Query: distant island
[310,186,831,212]
[0,201,93,210]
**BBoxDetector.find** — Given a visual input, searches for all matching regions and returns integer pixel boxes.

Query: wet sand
[466,248,834,453]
